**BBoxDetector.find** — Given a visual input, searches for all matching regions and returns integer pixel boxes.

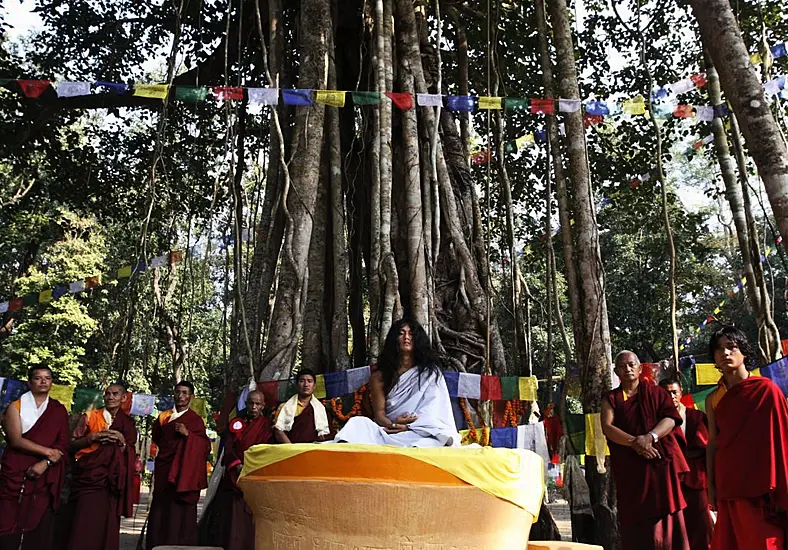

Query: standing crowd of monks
[602,325,788,550]
[0,323,785,550]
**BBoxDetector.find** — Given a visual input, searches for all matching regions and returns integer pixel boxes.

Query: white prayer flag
[247,88,279,105]
[150,255,167,268]
[702,134,715,145]
[417,93,443,107]
[130,394,156,416]
[695,105,714,122]
[69,281,85,293]
[558,98,581,113]
[668,78,695,95]
[347,366,371,393]
[0,302,7,313]
[764,79,782,97]
[457,373,481,400]
[56,81,91,98]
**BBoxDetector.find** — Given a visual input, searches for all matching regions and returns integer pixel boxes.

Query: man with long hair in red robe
[601,351,690,550]
[199,390,272,550]
[660,377,713,550]
[64,382,137,550]
[705,325,788,550]
[273,369,333,443]
[145,381,211,550]
[0,366,69,550]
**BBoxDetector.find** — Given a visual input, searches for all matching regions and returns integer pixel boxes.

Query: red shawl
[221,415,271,494]
[0,398,69,535]
[71,409,138,517]
[675,408,709,490]
[715,376,788,508]
[607,383,688,526]
[151,408,210,505]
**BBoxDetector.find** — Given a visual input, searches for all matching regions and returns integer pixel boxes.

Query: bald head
[246,390,265,419]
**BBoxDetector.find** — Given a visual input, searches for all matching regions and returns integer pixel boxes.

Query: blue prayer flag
[282,89,314,106]
[770,42,787,59]
[585,100,609,116]
[94,81,129,94]
[324,371,348,398]
[443,370,460,398]
[156,394,175,411]
[446,95,475,113]
[490,427,517,449]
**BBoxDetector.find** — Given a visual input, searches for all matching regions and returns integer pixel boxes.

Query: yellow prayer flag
[741,276,747,285]
[50,383,76,412]
[518,376,538,401]
[713,307,721,314]
[622,95,646,115]
[315,90,346,107]
[117,265,133,279]
[478,96,503,110]
[751,368,761,377]
[38,289,53,303]
[515,133,535,150]
[584,413,610,457]
[314,374,327,399]
[190,397,207,418]
[695,363,719,386]
[133,84,169,99]
[749,52,762,65]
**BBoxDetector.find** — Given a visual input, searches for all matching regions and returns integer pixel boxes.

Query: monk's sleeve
[121,418,138,517]
[54,407,70,453]
[152,416,163,445]
[172,416,210,495]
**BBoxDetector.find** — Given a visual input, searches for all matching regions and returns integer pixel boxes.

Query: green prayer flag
[504,141,517,154]
[691,386,717,412]
[278,380,297,403]
[500,377,520,400]
[505,98,529,110]
[73,387,103,413]
[22,292,38,307]
[351,91,381,105]
[175,86,209,102]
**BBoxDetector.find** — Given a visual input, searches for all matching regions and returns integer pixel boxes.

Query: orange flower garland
[460,398,479,444]
[502,400,524,427]
[328,384,367,422]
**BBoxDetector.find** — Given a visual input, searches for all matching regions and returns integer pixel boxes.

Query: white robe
[333,367,461,447]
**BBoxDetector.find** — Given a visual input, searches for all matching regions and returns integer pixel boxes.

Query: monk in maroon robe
[145,381,211,550]
[0,366,69,550]
[601,351,689,550]
[274,369,334,443]
[65,383,137,550]
[660,377,713,550]
[199,390,272,550]
[705,326,788,550]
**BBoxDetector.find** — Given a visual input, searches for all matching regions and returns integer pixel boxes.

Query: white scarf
[20,391,49,434]
[169,407,189,422]
[678,403,687,434]
[274,395,329,437]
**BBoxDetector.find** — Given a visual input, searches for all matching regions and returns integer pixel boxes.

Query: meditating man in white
[334,319,461,447]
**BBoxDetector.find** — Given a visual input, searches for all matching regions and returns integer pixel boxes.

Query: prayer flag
[156,395,175,411]
[324,371,348,398]
[761,357,788,396]
[351,91,381,105]
[7,298,22,312]
[56,81,90,98]
[690,73,707,88]
[505,98,528,110]
[771,42,787,59]
[314,374,327,399]
[457,373,481,399]
[517,423,550,464]
[347,366,370,392]
[749,52,763,65]
[69,280,85,294]
[315,90,346,107]
[247,88,279,105]
[585,100,609,116]
[190,397,207,418]
[713,103,730,118]
[446,95,475,112]
[695,363,719,385]
[443,371,460,397]
[1,380,27,411]
[259,381,279,407]
[212,86,244,101]
[282,89,314,106]
[622,95,646,115]
[50,383,75,412]
[0,302,7,313]
[515,133,535,150]
[478,96,502,110]
[534,129,547,143]
[504,141,517,154]
[385,92,414,110]
[417,93,443,107]
[765,79,782,97]
[652,87,668,101]
[175,86,209,102]
[130,394,156,416]
[654,102,674,119]
[480,375,502,400]
[558,98,581,113]
[169,250,184,264]
[73,387,103,413]
[151,254,167,268]
[584,413,610,456]
[38,290,53,303]
[702,133,715,145]
[530,98,554,114]
[133,84,169,99]
[668,78,695,95]
[584,114,604,127]
[53,285,68,299]
[94,81,129,94]
[692,139,704,151]
[490,427,517,449]
[674,104,694,118]
[500,377,519,400]
[471,149,491,165]
[18,80,51,98]
[117,265,133,279]
[22,293,38,307]
[85,275,101,289]
[695,105,714,122]
[278,380,297,403]
[518,376,538,401]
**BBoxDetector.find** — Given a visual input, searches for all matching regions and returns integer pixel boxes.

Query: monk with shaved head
[65,382,137,550]
[199,390,272,550]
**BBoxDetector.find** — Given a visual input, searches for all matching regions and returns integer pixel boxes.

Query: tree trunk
[260,0,330,380]
[546,0,616,546]
[690,0,788,246]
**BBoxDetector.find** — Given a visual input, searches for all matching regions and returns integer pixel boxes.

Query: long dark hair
[378,318,440,392]
[708,325,757,370]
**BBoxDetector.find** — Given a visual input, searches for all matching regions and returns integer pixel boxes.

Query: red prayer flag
[259,381,279,407]
[584,114,604,127]
[212,86,244,101]
[385,92,414,110]
[674,104,694,118]
[480,375,502,400]
[680,394,696,409]
[85,275,101,289]
[782,339,788,357]
[169,250,184,265]
[8,297,22,312]
[471,149,491,165]
[530,98,555,114]
[18,80,51,98]
[690,73,707,88]
[692,140,704,150]
[630,178,641,189]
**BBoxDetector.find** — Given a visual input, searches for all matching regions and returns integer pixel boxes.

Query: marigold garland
[502,400,525,427]
[460,398,479,444]
[328,384,367,422]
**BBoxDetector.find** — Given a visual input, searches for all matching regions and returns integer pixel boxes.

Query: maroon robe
[280,402,335,443]
[607,383,690,550]
[675,408,713,550]
[199,414,272,550]
[65,409,137,550]
[0,399,69,550]
[145,408,210,550]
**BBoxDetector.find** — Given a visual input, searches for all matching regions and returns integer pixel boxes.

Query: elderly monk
[660,377,713,550]
[200,390,272,550]
[65,382,137,550]
[705,326,788,550]
[274,369,333,443]
[0,367,69,550]
[601,351,689,550]
[145,381,211,550]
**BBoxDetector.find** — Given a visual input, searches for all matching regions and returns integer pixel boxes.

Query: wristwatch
[45,459,52,466]
[648,431,658,443]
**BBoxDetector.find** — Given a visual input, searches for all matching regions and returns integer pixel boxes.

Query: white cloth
[347,366,370,393]
[130,394,156,416]
[19,391,49,434]
[516,422,549,466]
[558,98,581,113]
[333,367,461,447]
[275,395,330,437]
[247,88,279,105]
[169,407,189,422]
[457,372,481,399]
[417,93,443,107]
[695,105,714,122]
[668,78,695,95]
[56,81,91,97]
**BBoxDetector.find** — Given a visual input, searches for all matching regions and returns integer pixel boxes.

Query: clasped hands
[629,434,661,459]
[384,413,418,434]
[91,429,127,448]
